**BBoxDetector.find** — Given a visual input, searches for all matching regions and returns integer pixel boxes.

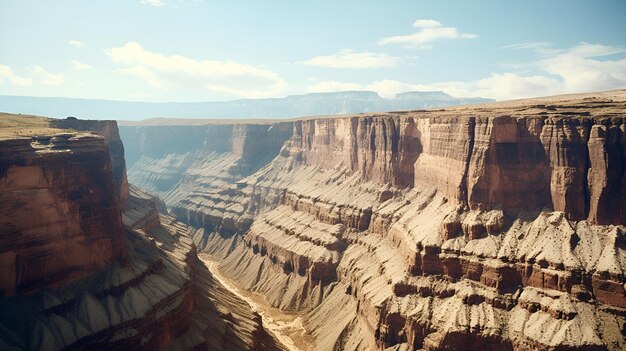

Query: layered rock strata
[0,115,282,350]
[0,129,126,296]
[122,90,626,350]
[51,117,130,204]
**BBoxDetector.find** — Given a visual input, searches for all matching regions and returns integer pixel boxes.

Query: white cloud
[68,40,84,48]
[366,80,428,98]
[306,76,560,100]
[298,50,401,69]
[307,81,367,93]
[140,0,165,6]
[309,42,626,101]
[105,41,286,98]
[140,0,202,8]
[412,19,442,28]
[118,65,165,89]
[503,41,626,58]
[564,42,625,57]
[29,66,64,85]
[434,74,562,100]
[535,42,626,93]
[502,41,553,51]
[71,60,93,71]
[379,19,476,48]
[0,64,65,87]
[307,79,435,99]
[495,42,626,97]
[0,64,32,86]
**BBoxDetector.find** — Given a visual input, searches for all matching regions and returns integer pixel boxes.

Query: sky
[0,0,625,102]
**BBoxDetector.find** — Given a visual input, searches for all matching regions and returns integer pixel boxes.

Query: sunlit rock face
[0,132,126,297]
[121,90,626,351]
[0,116,282,351]
[50,118,130,204]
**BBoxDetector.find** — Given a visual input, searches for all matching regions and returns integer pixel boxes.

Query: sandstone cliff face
[0,115,282,350]
[286,117,421,188]
[0,185,281,350]
[122,90,626,351]
[51,118,129,204]
[0,132,126,296]
[120,122,293,236]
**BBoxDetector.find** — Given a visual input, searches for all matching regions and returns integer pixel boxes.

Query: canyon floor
[200,254,312,351]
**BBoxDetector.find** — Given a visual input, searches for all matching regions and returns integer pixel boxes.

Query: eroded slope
[123,90,626,351]
[0,115,283,350]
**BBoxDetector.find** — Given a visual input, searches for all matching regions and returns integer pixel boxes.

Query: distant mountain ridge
[0,91,494,120]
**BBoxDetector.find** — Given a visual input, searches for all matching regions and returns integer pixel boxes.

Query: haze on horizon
[1,0,625,104]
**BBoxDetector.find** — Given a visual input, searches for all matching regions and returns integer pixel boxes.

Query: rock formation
[0,115,283,350]
[121,90,626,351]
[0,125,126,296]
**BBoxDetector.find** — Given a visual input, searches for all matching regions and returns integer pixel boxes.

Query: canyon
[0,115,283,350]
[120,90,626,351]
[1,90,625,350]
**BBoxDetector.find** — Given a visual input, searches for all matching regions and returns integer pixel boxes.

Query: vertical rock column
[539,117,592,220]
[587,118,626,225]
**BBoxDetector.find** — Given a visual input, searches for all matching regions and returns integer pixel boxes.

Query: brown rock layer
[121,90,626,351]
[51,118,130,204]
[0,133,126,296]
[0,115,283,351]
[287,116,421,187]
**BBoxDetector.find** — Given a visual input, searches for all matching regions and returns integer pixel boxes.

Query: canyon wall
[0,131,126,296]
[0,115,282,350]
[51,118,130,204]
[122,90,626,351]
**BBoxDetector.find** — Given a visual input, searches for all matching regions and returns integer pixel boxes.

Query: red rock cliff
[0,115,282,351]
[52,118,130,204]
[0,132,126,296]
[284,112,625,225]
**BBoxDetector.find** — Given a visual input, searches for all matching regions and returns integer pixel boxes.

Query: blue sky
[1,0,625,102]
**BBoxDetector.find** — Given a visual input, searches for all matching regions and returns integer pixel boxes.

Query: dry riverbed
[199,254,315,351]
